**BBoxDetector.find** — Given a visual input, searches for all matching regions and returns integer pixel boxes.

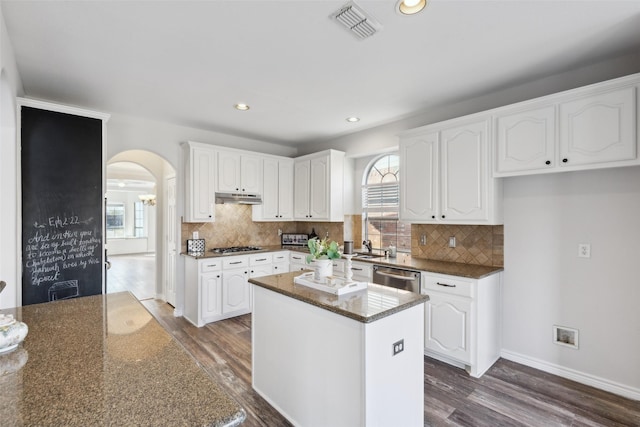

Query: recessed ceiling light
[346,117,360,123]
[234,103,250,111]
[397,0,428,15]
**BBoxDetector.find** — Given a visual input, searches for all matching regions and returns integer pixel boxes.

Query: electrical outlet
[578,243,591,258]
[448,236,456,248]
[392,339,404,356]
[192,231,199,239]
[419,234,427,246]
[278,229,282,236]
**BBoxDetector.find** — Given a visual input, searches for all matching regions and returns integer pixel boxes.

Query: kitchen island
[249,271,428,427]
[0,292,245,426]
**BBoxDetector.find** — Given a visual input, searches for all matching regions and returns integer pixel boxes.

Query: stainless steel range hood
[215,192,262,205]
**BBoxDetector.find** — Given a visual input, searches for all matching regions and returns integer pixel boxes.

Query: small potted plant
[306,237,341,280]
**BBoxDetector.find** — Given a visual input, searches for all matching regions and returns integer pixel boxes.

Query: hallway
[106,253,156,300]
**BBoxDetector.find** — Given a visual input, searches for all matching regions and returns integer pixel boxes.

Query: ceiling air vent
[331,2,382,40]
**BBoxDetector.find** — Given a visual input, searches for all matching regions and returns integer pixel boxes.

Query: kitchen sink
[352,252,386,259]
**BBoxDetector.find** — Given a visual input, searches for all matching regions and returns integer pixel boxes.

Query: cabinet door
[250,265,273,278]
[190,146,215,222]
[241,154,263,194]
[201,272,222,319]
[308,156,329,220]
[559,87,636,167]
[261,158,280,219]
[222,268,250,313]
[278,159,294,220]
[440,119,489,222]
[293,160,311,219]
[400,133,438,221]
[217,151,241,192]
[495,105,556,174]
[425,293,472,364]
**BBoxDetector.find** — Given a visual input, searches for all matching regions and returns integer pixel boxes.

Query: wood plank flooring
[141,300,640,427]
[106,254,156,300]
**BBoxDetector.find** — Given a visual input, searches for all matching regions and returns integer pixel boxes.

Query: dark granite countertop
[183,246,502,279]
[249,271,428,323]
[0,292,245,426]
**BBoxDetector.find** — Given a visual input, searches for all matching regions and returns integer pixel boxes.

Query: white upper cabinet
[559,87,636,167]
[217,150,263,194]
[495,105,556,174]
[400,118,502,224]
[253,157,294,221]
[184,141,216,222]
[400,132,438,221]
[440,119,491,222]
[294,150,345,221]
[494,74,639,177]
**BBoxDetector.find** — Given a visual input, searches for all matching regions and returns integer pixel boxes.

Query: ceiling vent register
[332,2,382,40]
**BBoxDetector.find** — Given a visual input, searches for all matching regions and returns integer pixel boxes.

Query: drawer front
[271,251,289,264]
[200,259,222,273]
[272,262,289,274]
[290,252,307,264]
[222,255,249,270]
[250,253,273,265]
[422,273,474,298]
[332,259,345,273]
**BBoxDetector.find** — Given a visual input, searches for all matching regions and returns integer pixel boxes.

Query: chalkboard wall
[21,106,104,306]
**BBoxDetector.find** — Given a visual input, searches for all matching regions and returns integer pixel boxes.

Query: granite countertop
[0,292,245,427]
[249,271,428,324]
[182,246,503,279]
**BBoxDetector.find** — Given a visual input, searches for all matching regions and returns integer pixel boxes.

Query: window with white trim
[362,154,411,252]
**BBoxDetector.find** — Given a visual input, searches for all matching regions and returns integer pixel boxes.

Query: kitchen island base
[252,284,424,427]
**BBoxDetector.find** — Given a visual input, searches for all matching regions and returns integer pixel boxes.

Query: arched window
[362,154,410,252]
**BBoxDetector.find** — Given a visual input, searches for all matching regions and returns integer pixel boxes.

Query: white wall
[299,52,640,158]
[0,6,23,309]
[502,166,640,397]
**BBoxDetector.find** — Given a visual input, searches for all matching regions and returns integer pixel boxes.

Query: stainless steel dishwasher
[372,264,422,293]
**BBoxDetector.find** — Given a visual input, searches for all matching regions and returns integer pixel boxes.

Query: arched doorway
[106,151,177,306]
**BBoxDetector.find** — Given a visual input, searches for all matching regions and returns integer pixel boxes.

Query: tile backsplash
[411,224,504,267]
[181,205,344,252]
[182,205,503,268]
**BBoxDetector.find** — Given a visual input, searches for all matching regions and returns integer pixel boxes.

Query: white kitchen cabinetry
[289,252,309,272]
[350,261,373,283]
[400,118,502,224]
[271,251,290,274]
[294,150,345,221]
[184,255,252,327]
[184,141,216,222]
[217,150,263,194]
[494,76,638,177]
[252,157,294,221]
[249,253,273,278]
[422,272,501,378]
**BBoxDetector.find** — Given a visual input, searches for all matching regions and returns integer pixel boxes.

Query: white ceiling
[3,0,640,148]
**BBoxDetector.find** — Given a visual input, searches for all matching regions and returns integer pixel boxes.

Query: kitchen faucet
[363,240,372,253]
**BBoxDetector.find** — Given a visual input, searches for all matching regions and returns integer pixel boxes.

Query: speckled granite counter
[183,246,502,279]
[249,271,428,323]
[0,292,245,426]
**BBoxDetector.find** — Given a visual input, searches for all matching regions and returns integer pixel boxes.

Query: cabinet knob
[562,158,568,163]
[545,160,551,165]
[216,275,220,278]
[431,215,435,219]
[208,215,212,218]
[441,215,445,219]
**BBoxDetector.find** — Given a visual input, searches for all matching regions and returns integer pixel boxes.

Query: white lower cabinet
[222,268,250,314]
[422,272,502,378]
[350,261,373,283]
[184,255,252,327]
[289,252,309,272]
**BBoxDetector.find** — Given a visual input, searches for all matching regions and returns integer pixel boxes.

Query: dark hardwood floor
[141,299,640,427]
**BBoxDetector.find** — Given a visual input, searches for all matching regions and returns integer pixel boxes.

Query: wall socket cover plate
[578,243,591,258]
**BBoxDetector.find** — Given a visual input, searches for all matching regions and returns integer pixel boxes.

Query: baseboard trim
[501,349,640,401]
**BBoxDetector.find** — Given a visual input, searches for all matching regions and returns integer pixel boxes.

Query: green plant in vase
[306,237,341,263]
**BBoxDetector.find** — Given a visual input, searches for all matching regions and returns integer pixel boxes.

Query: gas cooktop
[210,246,263,255]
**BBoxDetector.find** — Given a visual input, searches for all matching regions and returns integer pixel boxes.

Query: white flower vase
[313,259,333,281]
